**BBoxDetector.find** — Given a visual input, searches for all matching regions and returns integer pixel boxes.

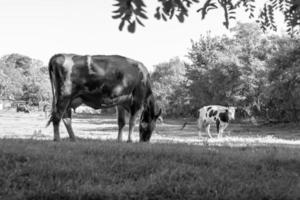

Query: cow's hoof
[53,138,60,142]
[127,139,133,143]
[70,138,76,142]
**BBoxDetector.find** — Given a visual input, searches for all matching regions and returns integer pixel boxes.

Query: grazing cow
[197,105,236,138]
[46,54,161,142]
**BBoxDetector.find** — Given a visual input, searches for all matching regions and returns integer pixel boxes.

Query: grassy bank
[0,139,299,200]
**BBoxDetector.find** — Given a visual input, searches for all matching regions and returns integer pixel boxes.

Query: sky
[0,0,285,71]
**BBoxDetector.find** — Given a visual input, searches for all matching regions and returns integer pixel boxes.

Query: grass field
[1,139,300,200]
[0,110,300,199]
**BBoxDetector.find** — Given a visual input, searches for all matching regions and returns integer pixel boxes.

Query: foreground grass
[0,139,300,200]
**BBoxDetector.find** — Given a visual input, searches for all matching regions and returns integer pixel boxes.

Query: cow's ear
[157,116,163,123]
[155,108,162,119]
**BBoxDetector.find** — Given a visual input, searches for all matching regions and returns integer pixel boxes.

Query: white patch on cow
[137,63,148,84]
[122,77,128,87]
[87,56,106,76]
[62,55,74,95]
[87,56,105,76]
[113,85,123,96]
[87,55,92,73]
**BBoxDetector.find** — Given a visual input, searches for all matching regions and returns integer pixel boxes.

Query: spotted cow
[198,105,236,138]
[46,54,161,142]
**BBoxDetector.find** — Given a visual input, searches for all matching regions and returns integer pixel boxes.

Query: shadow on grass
[81,127,119,132]
[73,113,116,120]
[86,119,117,125]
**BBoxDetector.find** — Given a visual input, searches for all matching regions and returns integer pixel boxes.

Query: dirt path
[0,110,300,147]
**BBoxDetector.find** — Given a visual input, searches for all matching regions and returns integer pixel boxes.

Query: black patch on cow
[219,112,229,123]
[214,117,216,120]
[84,80,100,91]
[114,70,123,80]
[209,110,218,117]
[101,84,111,95]
[207,106,212,111]
[216,119,220,133]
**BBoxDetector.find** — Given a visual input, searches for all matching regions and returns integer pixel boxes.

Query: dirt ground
[0,110,300,147]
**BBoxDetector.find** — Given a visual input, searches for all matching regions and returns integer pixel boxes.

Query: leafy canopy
[112,0,300,35]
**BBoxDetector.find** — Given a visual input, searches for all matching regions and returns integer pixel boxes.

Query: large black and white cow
[197,105,236,138]
[46,54,161,142]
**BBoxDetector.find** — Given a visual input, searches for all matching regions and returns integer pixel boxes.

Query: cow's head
[139,97,162,142]
[228,106,236,120]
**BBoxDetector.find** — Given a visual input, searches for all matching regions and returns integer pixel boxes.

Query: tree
[149,22,300,121]
[0,54,51,104]
[151,57,188,116]
[264,37,300,121]
[185,33,244,109]
[185,23,283,118]
[112,0,300,34]
[229,22,270,111]
[0,54,28,99]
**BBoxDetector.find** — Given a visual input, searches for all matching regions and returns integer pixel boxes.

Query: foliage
[112,0,148,33]
[264,38,300,121]
[151,57,189,116]
[228,22,271,110]
[0,54,50,105]
[0,139,300,200]
[257,0,300,35]
[185,34,243,111]
[112,0,300,34]
[150,22,300,121]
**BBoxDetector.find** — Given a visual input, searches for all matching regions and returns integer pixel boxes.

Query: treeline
[151,22,300,122]
[0,22,299,122]
[0,54,50,105]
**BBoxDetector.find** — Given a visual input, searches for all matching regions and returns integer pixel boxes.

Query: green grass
[0,139,300,200]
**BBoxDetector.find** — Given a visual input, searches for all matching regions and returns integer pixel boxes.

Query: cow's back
[48,54,152,110]
[50,54,149,90]
[198,105,228,122]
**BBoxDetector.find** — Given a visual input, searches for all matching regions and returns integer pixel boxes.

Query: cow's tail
[181,110,200,130]
[46,58,57,127]
[180,121,189,130]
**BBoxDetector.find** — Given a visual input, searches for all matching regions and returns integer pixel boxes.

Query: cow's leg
[126,102,142,143]
[218,122,228,138]
[127,111,139,143]
[52,112,61,142]
[216,119,220,137]
[51,97,71,141]
[62,108,76,141]
[117,106,125,142]
[205,124,212,138]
